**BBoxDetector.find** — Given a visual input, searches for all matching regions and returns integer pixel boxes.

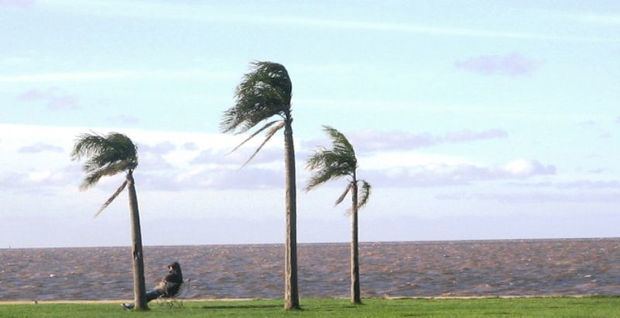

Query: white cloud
[0,123,558,198]
[503,159,555,177]
[362,158,555,187]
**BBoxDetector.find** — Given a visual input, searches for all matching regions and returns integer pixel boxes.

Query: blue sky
[1,0,619,248]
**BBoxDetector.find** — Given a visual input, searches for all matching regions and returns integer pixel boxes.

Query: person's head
[167,262,181,273]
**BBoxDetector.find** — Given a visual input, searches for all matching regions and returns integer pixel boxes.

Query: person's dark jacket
[157,262,183,297]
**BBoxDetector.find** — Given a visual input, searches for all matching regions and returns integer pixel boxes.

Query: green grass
[0,297,618,318]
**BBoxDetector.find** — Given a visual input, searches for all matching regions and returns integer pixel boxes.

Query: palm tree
[221,61,300,310]
[71,132,148,311]
[305,126,371,304]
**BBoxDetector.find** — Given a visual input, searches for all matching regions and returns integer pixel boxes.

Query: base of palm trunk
[284,303,301,310]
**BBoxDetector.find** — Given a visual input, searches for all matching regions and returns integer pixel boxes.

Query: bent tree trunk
[351,179,361,304]
[127,171,148,310]
[283,118,300,310]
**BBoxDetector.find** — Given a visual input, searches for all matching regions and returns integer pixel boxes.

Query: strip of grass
[0,297,618,318]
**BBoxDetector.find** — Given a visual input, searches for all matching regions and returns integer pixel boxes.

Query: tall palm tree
[221,61,300,310]
[71,132,148,311]
[306,126,371,304]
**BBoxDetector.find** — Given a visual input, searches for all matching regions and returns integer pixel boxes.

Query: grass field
[0,297,618,318]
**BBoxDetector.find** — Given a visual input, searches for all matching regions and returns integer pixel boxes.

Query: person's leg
[146,289,164,302]
[122,289,163,310]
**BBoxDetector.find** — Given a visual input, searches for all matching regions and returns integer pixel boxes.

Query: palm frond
[229,120,282,154]
[334,182,352,206]
[241,121,285,167]
[305,127,358,191]
[73,132,138,188]
[306,150,352,175]
[94,180,128,217]
[80,160,134,190]
[221,61,292,134]
[322,126,355,159]
[305,167,345,190]
[357,180,372,209]
[71,133,111,161]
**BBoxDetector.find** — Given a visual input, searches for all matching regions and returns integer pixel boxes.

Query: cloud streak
[190,148,285,166]
[0,0,34,8]
[43,1,620,43]
[455,53,541,77]
[18,142,64,154]
[436,192,620,204]
[17,88,78,110]
[564,13,620,26]
[0,166,81,194]
[365,159,555,187]
[509,180,620,190]
[0,69,235,83]
[138,141,176,155]
[306,129,508,153]
[137,167,283,192]
[106,114,140,126]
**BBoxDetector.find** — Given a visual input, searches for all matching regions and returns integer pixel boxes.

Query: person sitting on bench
[122,261,183,310]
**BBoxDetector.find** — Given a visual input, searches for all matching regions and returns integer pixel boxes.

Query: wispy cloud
[564,13,620,26]
[0,0,34,8]
[106,114,140,126]
[443,129,509,143]
[436,192,620,204]
[455,53,541,77]
[17,88,78,110]
[0,166,81,194]
[190,148,284,166]
[0,56,32,66]
[509,180,620,190]
[43,0,620,43]
[305,129,508,153]
[138,141,176,155]
[0,69,234,83]
[364,159,555,188]
[18,142,64,154]
[182,142,198,151]
[138,167,283,191]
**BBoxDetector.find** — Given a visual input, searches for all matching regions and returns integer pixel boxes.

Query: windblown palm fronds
[220,61,300,310]
[71,132,148,310]
[71,132,138,190]
[305,125,371,305]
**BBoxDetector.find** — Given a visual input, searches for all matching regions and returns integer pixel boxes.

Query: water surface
[1,239,618,300]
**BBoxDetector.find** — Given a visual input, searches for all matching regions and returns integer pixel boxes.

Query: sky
[1,0,619,248]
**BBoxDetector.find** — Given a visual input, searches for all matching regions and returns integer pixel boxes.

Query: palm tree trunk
[127,171,148,311]
[351,178,361,304]
[283,119,300,310]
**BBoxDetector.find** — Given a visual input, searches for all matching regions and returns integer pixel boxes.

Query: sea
[1,238,619,301]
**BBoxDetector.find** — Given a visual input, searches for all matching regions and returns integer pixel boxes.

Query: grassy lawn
[0,297,618,318]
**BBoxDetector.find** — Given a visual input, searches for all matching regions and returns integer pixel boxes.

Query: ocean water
[1,239,619,300]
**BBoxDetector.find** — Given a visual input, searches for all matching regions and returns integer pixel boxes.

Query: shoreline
[2,236,619,250]
[1,295,616,305]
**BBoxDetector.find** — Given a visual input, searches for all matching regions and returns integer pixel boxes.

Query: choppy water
[1,239,619,300]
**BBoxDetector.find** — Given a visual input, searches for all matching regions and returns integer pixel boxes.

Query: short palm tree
[221,61,300,310]
[71,132,148,311]
[306,126,371,304]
